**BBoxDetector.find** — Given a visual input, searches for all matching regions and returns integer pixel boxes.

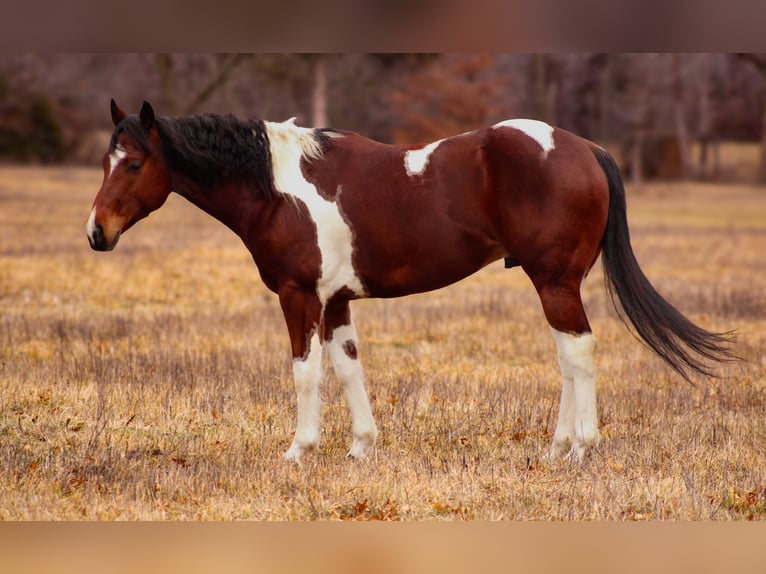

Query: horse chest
[269,155,365,304]
[306,199,365,304]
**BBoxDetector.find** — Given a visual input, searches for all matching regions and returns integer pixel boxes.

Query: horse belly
[352,218,504,298]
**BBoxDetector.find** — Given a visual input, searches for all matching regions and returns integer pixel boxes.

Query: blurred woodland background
[1,53,766,521]
[3,53,766,183]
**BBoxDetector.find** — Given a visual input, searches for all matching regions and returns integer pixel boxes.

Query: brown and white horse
[87,100,736,462]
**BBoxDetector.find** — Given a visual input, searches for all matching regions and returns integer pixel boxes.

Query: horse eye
[126,160,143,173]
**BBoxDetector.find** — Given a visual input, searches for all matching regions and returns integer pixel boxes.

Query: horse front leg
[323,298,377,459]
[279,285,325,463]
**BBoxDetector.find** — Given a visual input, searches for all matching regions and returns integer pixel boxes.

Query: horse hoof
[546,438,571,461]
[563,437,600,463]
[284,442,314,463]
[564,445,587,463]
[346,436,375,460]
[284,449,302,464]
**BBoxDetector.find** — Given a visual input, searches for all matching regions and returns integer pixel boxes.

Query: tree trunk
[761,93,766,183]
[597,55,612,142]
[155,53,181,115]
[698,61,710,179]
[532,54,556,123]
[713,139,721,180]
[698,90,710,179]
[731,54,766,183]
[631,80,650,186]
[311,57,328,128]
[672,54,694,179]
[631,124,644,185]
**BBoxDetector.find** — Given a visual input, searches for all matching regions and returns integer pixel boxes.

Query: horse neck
[170,172,264,241]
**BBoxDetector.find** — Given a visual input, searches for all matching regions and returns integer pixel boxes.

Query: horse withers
[87,100,736,462]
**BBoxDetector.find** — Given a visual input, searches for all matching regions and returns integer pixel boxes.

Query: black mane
[158,114,274,195]
[112,113,275,196]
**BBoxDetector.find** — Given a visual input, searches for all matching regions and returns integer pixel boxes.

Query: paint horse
[87,100,735,462]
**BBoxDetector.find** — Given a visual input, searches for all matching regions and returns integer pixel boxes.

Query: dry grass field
[0,166,764,520]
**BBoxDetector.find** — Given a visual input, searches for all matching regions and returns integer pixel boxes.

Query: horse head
[86,99,172,251]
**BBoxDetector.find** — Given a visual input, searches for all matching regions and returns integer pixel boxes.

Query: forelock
[109,115,152,154]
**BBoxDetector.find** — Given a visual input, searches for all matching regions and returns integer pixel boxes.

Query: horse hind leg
[549,327,599,461]
[536,282,600,461]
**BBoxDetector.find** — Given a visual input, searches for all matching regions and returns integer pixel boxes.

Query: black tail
[593,147,738,381]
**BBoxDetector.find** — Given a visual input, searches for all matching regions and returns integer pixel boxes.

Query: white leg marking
[493,119,555,158]
[265,121,364,304]
[108,145,127,177]
[326,323,377,459]
[404,139,443,177]
[284,332,323,462]
[549,367,575,460]
[549,328,599,461]
[85,207,98,242]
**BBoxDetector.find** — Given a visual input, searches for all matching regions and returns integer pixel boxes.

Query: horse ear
[110,99,126,126]
[139,101,155,132]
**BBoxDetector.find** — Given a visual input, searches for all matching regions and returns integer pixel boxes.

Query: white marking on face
[265,120,365,304]
[85,207,97,242]
[494,119,555,158]
[108,145,128,177]
[404,139,443,177]
[285,330,323,462]
[326,323,377,458]
[549,328,599,461]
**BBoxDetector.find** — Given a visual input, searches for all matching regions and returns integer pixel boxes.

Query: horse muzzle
[86,206,123,251]
[87,222,121,251]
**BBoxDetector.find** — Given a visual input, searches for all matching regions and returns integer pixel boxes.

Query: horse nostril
[92,225,107,248]
[89,223,108,250]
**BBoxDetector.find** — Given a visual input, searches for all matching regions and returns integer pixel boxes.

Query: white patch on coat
[265,119,365,304]
[108,145,127,177]
[494,119,555,158]
[326,323,377,458]
[549,328,599,461]
[284,330,323,462]
[85,206,97,242]
[404,139,443,177]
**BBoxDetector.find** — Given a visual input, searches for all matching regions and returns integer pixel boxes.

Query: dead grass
[1,166,765,520]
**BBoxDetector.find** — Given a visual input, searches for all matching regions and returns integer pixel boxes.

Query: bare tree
[280,54,334,127]
[381,54,506,144]
[696,54,725,180]
[154,54,252,116]
[605,54,662,184]
[3,52,766,180]
[311,57,328,127]
[733,53,766,182]
[672,54,694,179]
[530,54,559,125]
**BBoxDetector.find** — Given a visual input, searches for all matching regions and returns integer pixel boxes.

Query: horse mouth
[106,230,121,251]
